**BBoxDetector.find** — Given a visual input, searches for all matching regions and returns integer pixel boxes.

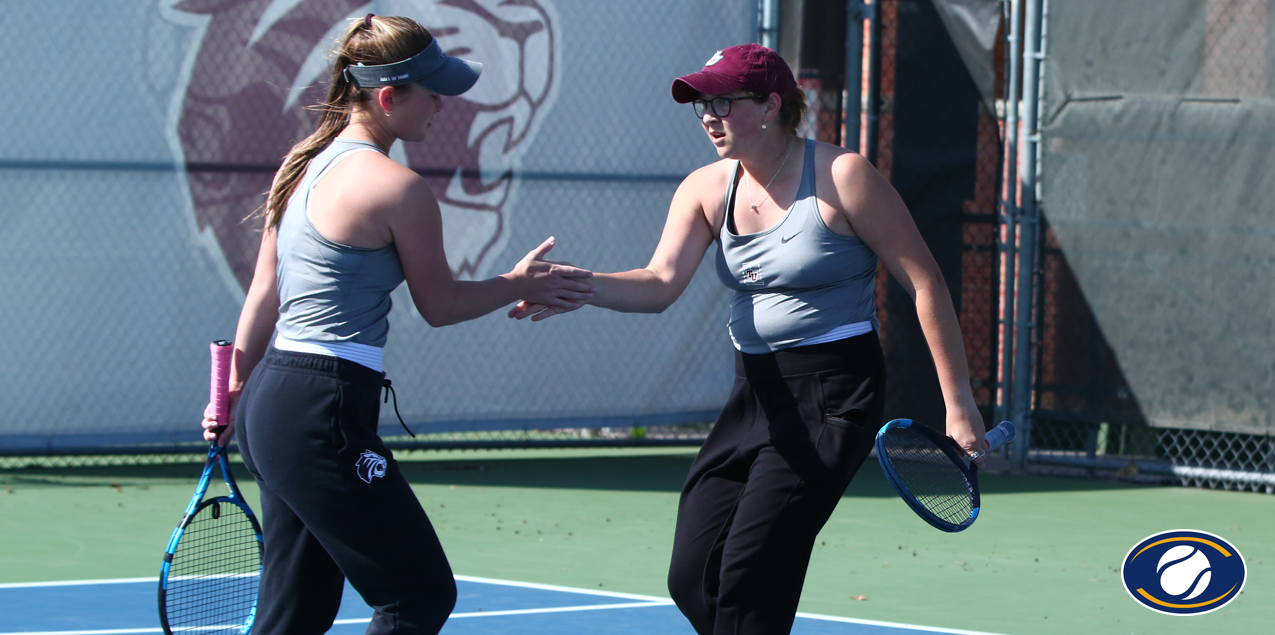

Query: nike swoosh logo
[781,231,801,244]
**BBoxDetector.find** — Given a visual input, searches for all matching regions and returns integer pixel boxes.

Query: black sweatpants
[667,335,885,635]
[237,348,456,635]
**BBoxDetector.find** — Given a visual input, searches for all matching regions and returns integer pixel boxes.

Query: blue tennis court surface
[0,576,1002,635]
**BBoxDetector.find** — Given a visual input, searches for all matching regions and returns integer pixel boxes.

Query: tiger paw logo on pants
[1121,529,1246,615]
[166,0,559,292]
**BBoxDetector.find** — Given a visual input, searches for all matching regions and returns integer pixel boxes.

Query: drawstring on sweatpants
[382,379,414,438]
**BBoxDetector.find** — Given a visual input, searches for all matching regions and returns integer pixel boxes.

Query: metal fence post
[758,0,781,50]
[842,1,874,154]
[1010,0,1046,469]
[865,0,882,166]
[996,0,1023,452]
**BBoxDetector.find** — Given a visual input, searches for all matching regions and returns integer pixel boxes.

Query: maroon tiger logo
[168,0,558,292]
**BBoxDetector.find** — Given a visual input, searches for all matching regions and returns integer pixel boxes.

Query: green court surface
[1,447,1270,635]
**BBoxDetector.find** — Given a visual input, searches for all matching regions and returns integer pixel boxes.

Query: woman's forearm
[429,276,520,326]
[912,283,977,410]
[913,281,986,454]
[231,230,281,393]
[588,270,681,314]
[231,286,279,393]
[410,237,595,327]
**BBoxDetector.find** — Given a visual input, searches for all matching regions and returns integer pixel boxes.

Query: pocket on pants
[812,371,875,480]
[332,382,385,457]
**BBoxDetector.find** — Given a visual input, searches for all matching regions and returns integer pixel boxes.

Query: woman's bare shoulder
[678,158,735,203]
[347,150,419,186]
[333,151,435,208]
[810,140,872,178]
[809,140,882,204]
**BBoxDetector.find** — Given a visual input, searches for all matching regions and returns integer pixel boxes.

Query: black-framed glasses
[691,94,760,118]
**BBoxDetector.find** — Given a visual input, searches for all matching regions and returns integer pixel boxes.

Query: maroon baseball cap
[671,44,797,103]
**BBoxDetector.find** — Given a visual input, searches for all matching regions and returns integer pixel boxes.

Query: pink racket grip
[210,340,233,433]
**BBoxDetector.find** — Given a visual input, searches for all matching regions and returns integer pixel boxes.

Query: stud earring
[761,123,767,129]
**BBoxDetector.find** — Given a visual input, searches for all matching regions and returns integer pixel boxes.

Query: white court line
[0,602,673,635]
[332,600,672,625]
[0,578,154,589]
[452,574,673,603]
[794,613,1007,635]
[0,576,1005,635]
[0,630,162,635]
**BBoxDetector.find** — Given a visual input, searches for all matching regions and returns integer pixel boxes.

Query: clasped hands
[511,236,594,321]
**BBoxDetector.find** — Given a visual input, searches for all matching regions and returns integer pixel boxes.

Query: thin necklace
[745,138,794,212]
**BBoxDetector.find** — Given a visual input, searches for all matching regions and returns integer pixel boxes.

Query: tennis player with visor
[512,43,988,634]
[201,15,593,635]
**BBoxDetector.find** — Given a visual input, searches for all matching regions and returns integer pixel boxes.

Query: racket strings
[165,502,261,633]
[881,432,975,524]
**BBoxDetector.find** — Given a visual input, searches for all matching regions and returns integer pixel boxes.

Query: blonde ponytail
[254,15,433,230]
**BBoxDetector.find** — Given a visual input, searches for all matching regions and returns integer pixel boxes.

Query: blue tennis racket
[158,341,263,635]
[875,419,1016,533]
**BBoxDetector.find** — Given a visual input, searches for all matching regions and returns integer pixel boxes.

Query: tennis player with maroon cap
[513,43,985,634]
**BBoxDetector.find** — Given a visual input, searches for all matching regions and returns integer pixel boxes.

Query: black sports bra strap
[724,162,744,237]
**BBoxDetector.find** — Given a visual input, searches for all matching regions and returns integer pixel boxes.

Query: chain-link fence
[10,0,1269,500]
[0,422,715,471]
[1026,418,1275,494]
[3,0,1012,466]
[0,0,754,458]
[1022,0,1275,492]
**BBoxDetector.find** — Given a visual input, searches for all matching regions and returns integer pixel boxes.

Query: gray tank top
[275,138,405,348]
[714,139,880,354]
